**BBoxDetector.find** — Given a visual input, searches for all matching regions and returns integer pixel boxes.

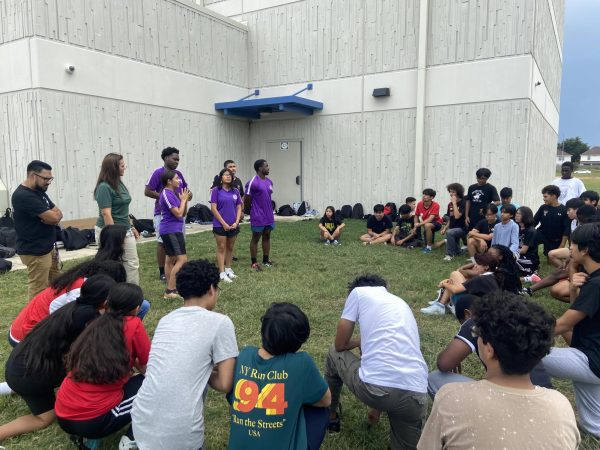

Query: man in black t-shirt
[391,204,420,247]
[543,222,600,437]
[211,159,244,196]
[466,204,499,257]
[11,160,63,299]
[465,168,500,229]
[533,185,570,258]
[360,204,392,245]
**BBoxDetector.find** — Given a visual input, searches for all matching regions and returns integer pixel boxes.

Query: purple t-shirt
[245,176,274,227]
[146,167,188,216]
[159,189,183,235]
[210,187,242,228]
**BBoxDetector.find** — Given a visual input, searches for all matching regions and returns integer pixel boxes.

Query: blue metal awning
[215,85,323,120]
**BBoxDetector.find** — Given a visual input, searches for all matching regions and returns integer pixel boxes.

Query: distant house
[557,146,600,166]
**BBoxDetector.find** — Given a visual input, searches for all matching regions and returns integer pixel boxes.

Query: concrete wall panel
[0,89,250,220]
[249,110,416,212]
[533,0,562,109]
[30,0,248,87]
[0,0,33,44]
[427,0,534,66]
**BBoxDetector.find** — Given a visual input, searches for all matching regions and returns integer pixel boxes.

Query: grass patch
[1,219,599,449]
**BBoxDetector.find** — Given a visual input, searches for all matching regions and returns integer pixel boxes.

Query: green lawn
[1,219,599,449]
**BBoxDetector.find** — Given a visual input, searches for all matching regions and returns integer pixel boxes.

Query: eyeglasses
[471,325,481,339]
[34,173,54,182]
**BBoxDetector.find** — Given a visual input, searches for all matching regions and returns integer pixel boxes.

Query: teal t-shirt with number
[95,181,131,228]
[227,346,328,450]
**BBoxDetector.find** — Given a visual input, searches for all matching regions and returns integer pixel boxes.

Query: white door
[265,140,302,207]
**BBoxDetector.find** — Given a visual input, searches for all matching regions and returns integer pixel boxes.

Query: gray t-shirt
[132,306,238,450]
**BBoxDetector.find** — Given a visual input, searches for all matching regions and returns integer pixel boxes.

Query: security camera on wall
[65,64,75,73]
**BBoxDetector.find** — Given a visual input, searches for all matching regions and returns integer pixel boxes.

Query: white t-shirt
[341,286,427,393]
[553,177,586,204]
[132,306,238,450]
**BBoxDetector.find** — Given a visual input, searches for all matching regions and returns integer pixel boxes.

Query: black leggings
[57,374,144,440]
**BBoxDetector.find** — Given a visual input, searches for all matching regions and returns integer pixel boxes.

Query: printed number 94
[233,379,288,415]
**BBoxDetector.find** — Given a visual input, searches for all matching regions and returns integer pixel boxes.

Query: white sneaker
[220,272,233,283]
[225,268,237,279]
[443,255,454,261]
[420,302,446,315]
[332,240,340,245]
[0,381,13,395]
[119,435,138,450]
[324,240,330,245]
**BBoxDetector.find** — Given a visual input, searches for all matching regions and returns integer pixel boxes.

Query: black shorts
[213,227,240,238]
[160,232,186,256]
[542,239,562,256]
[5,353,62,415]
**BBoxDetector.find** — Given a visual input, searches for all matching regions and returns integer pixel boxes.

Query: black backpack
[186,204,213,223]
[0,227,17,249]
[351,203,364,219]
[129,215,155,234]
[0,258,11,273]
[340,205,352,218]
[60,227,90,251]
[296,201,307,216]
[0,208,14,228]
[0,245,16,258]
[278,205,295,216]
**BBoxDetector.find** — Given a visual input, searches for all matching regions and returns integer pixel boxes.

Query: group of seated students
[0,162,599,449]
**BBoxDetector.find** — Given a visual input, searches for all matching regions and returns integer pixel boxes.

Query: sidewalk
[6,215,310,272]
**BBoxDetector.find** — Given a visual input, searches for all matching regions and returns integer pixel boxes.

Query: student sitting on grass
[534,185,570,261]
[7,260,126,347]
[405,197,417,216]
[580,190,599,208]
[496,187,520,220]
[418,291,580,450]
[490,204,519,258]
[227,303,331,450]
[132,260,238,450]
[55,283,150,450]
[420,251,499,316]
[522,207,598,300]
[514,206,541,283]
[432,183,466,261]
[543,222,600,438]
[414,188,443,253]
[547,197,584,270]
[427,293,553,398]
[319,206,344,245]
[0,276,116,443]
[325,275,428,450]
[360,204,392,245]
[466,204,499,257]
[391,204,420,248]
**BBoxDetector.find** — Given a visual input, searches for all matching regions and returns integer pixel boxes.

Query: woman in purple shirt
[159,171,190,299]
[210,169,242,283]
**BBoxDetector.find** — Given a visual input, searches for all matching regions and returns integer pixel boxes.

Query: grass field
[1,188,600,448]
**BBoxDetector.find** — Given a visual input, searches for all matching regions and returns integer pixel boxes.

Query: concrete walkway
[6,215,311,271]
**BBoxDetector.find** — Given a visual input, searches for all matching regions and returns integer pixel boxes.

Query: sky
[559,0,600,147]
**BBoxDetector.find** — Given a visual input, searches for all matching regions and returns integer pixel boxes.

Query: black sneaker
[159,273,166,283]
[520,287,533,297]
[328,412,341,433]
[263,260,274,267]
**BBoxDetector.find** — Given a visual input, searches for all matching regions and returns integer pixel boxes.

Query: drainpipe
[414,0,429,196]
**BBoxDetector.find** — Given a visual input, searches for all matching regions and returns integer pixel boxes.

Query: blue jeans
[138,299,151,320]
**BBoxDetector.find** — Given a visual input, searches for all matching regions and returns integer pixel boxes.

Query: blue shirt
[491,220,520,256]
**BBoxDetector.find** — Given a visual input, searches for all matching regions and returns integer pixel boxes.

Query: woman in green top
[94,153,140,284]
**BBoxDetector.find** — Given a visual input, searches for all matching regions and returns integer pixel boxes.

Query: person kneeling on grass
[159,170,190,299]
[227,303,331,450]
[0,275,116,445]
[326,275,428,450]
[418,291,580,450]
[542,222,600,438]
[132,259,238,450]
[360,204,392,245]
[391,204,420,248]
[319,206,344,245]
[55,283,150,450]
[427,293,553,398]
